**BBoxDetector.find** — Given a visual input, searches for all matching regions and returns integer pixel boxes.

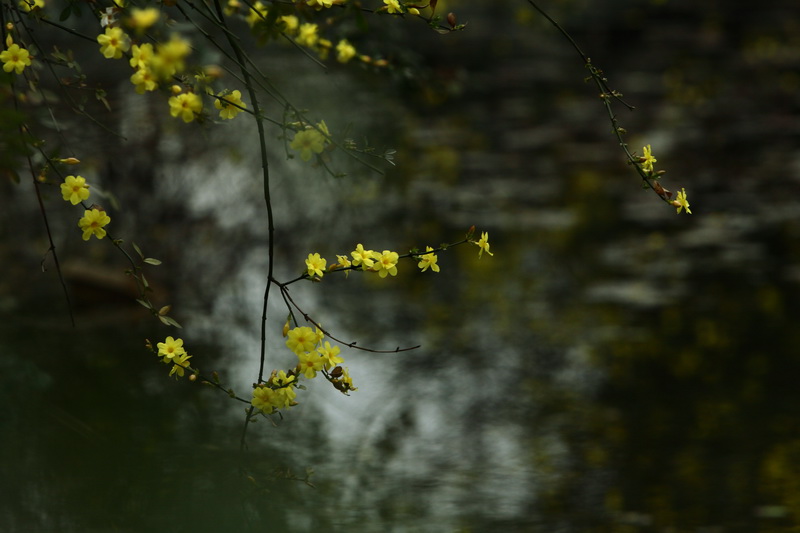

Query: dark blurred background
[2,0,800,531]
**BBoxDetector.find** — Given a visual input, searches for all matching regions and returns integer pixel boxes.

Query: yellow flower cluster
[156,336,193,378]
[286,326,345,379]
[251,370,297,414]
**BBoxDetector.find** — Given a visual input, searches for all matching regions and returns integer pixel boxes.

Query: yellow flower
[169,352,192,378]
[286,326,317,354]
[641,144,657,173]
[280,15,299,34]
[77,208,111,241]
[350,244,377,269]
[129,43,154,70]
[290,129,325,161]
[474,231,493,258]
[214,90,246,120]
[18,0,44,12]
[334,254,352,277]
[297,351,325,379]
[168,92,202,123]
[157,336,186,361]
[674,187,692,214]
[127,8,160,32]
[417,246,440,273]
[245,1,268,27]
[252,384,277,414]
[307,0,333,8]
[296,23,319,47]
[130,67,158,94]
[270,370,297,407]
[0,43,32,75]
[153,35,191,78]
[317,341,343,370]
[224,0,241,15]
[336,39,356,63]
[60,175,90,205]
[383,0,402,13]
[375,250,399,278]
[305,252,327,278]
[97,27,130,59]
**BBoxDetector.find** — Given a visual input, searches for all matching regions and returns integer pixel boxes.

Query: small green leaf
[132,242,144,259]
[158,315,182,328]
[59,4,72,20]
[136,298,153,310]
[144,258,162,266]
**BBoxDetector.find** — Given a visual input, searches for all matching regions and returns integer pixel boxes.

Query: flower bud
[5,34,13,48]
[170,84,183,95]
[59,157,81,165]
[446,12,457,28]
[408,7,420,15]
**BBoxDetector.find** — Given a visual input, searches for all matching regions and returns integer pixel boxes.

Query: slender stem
[211,0,275,450]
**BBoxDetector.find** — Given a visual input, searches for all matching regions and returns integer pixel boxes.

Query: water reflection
[3,0,800,531]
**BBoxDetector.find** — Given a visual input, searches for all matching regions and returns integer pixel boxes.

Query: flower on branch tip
[169,352,192,378]
[60,175,90,205]
[290,129,325,161]
[157,336,186,362]
[0,43,32,75]
[305,252,327,278]
[418,246,440,273]
[375,250,399,278]
[673,188,692,214]
[474,231,493,258]
[127,8,160,32]
[214,90,246,120]
[641,144,657,173]
[78,208,111,241]
[336,39,356,63]
[383,0,402,13]
[286,326,317,355]
[351,244,377,269]
[317,341,343,370]
[297,351,325,379]
[168,92,202,123]
[97,27,130,59]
